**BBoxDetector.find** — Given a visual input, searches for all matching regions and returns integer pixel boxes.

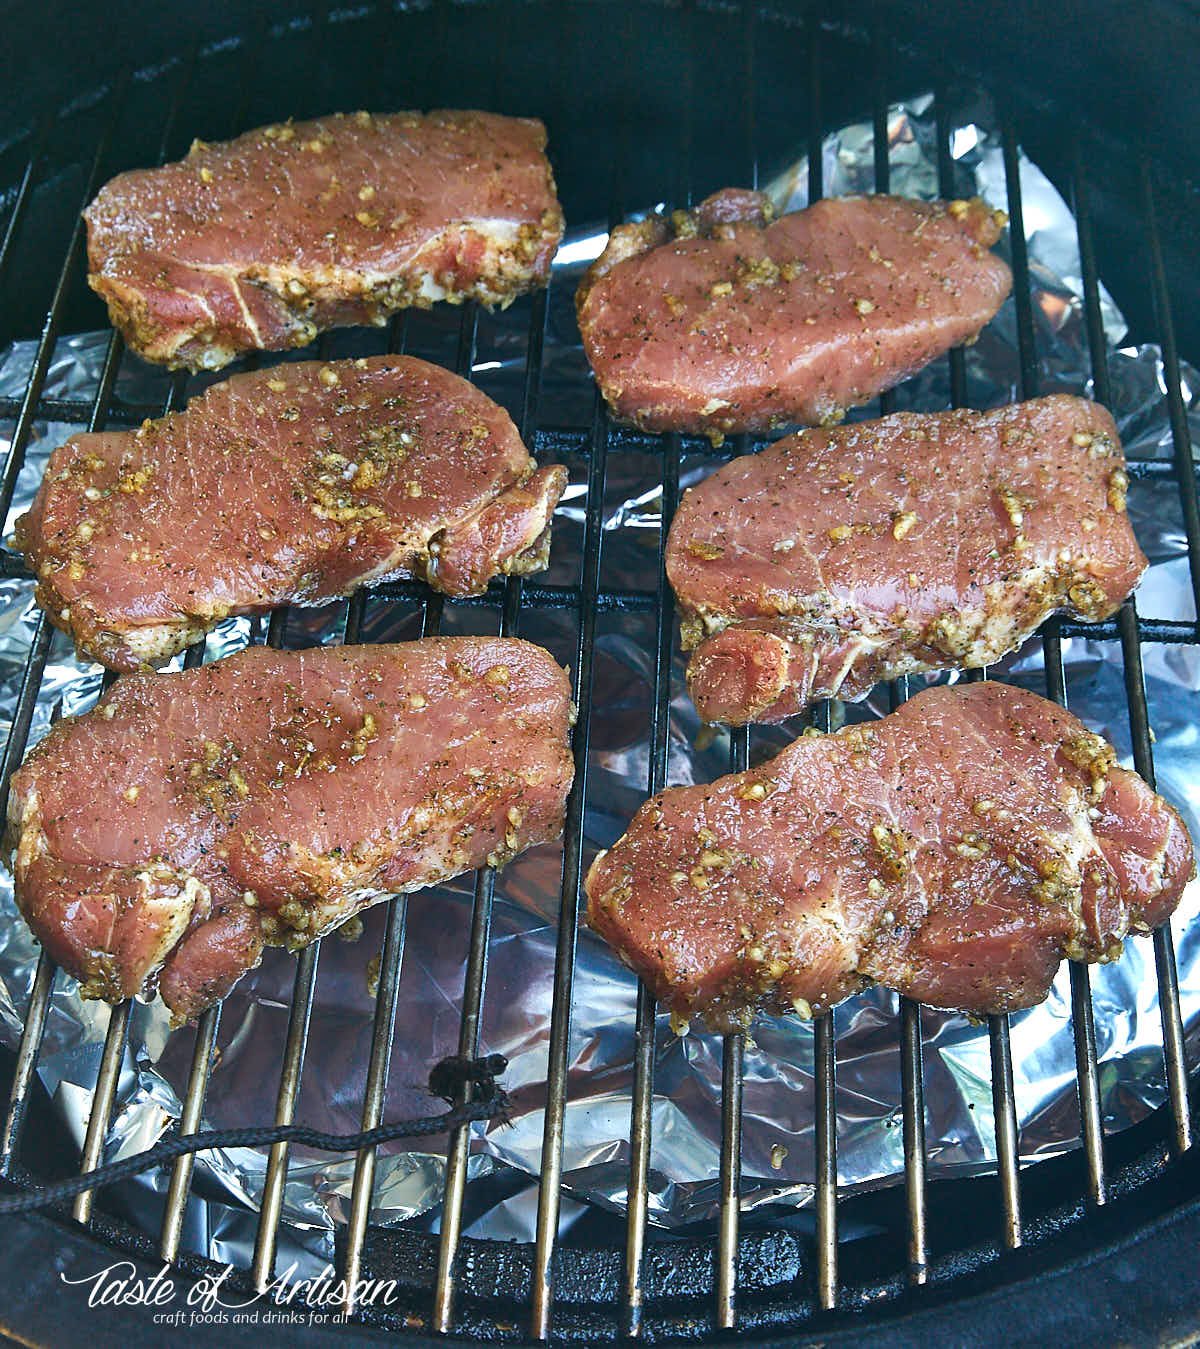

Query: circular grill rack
[0,2,1198,1344]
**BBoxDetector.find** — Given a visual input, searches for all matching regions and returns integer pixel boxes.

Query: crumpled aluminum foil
[0,92,1196,1266]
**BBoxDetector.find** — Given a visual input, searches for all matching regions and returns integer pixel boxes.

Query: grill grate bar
[2,399,1199,475]
[0,613,52,830]
[890,679,928,1283]
[433,284,551,1333]
[0,947,55,1178]
[1001,123,1039,406]
[0,544,1190,635]
[0,70,130,522]
[1143,171,1200,625]
[529,389,610,1339]
[0,9,1193,1328]
[889,87,993,1286]
[340,891,411,1315]
[1148,818,1193,1152]
[806,7,823,203]
[1068,958,1107,1204]
[64,52,201,1230]
[620,424,681,1338]
[88,332,128,432]
[529,3,637,1322]
[974,116,1062,1253]
[624,983,658,1337]
[341,354,431,1314]
[934,89,969,408]
[341,307,472,1316]
[164,30,349,1280]
[713,4,761,1324]
[1045,623,1108,1206]
[716,1030,746,1327]
[155,645,224,1256]
[430,862,499,1329]
[1113,582,1194,1153]
[71,1002,133,1227]
[717,750,749,1332]
[91,58,233,1259]
[1140,165,1197,1156]
[814,1010,839,1309]
[248,584,315,1292]
[742,0,758,195]
[35,183,185,1232]
[252,941,321,1289]
[1071,151,1147,1204]
[801,28,843,1310]
[987,1014,1024,1247]
[619,9,707,1313]
[900,998,928,1283]
[872,17,896,418]
[1135,283,1197,1160]
[159,1003,222,1260]
[878,52,935,1295]
[1054,615,1196,640]
[1069,153,1114,413]
[0,618,63,1183]
[0,106,57,296]
[717,575,751,1329]
[1001,121,1108,1210]
[0,629,57,1184]
[0,289,139,1031]
[0,545,621,602]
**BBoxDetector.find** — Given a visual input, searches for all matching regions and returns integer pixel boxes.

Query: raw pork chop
[576,189,1011,439]
[16,356,567,670]
[668,397,1145,724]
[86,110,564,370]
[8,639,574,1021]
[586,683,1192,1028]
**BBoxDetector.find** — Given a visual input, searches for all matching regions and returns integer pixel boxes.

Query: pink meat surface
[667,397,1145,724]
[586,683,1192,1029]
[7,639,575,1022]
[86,110,564,370]
[16,356,567,671]
[576,189,1011,438]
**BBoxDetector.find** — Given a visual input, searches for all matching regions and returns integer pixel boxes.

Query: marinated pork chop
[86,110,564,370]
[7,639,574,1021]
[587,683,1192,1029]
[576,190,1011,439]
[15,356,568,671]
[669,397,1145,725]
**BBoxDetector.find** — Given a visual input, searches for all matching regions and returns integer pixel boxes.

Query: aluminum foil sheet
[0,92,1197,1262]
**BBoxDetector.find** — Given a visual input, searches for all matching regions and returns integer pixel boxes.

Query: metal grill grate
[0,2,1195,1341]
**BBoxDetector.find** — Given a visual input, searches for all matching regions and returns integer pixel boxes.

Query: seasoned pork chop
[669,397,1145,724]
[576,190,1011,439]
[587,683,1192,1029]
[15,356,567,671]
[7,639,574,1021]
[86,110,564,370]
